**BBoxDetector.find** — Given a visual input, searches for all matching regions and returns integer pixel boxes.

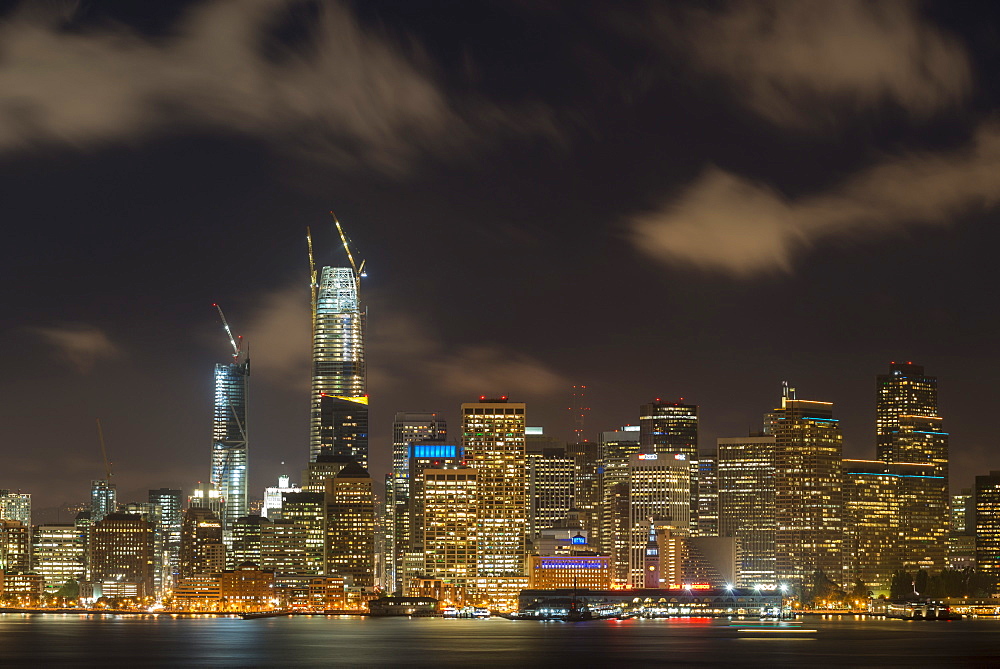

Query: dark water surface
[1,614,998,667]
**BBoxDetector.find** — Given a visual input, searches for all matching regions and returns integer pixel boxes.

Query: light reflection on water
[0,615,998,667]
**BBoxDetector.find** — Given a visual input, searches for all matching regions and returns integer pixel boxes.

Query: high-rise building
[189,482,225,519]
[949,488,977,571]
[282,491,326,575]
[210,346,250,532]
[842,460,941,593]
[388,413,447,594]
[876,362,938,458]
[695,454,718,537]
[566,441,602,543]
[526,435,575,541]
[639,400,698,459]
[717,435,777,586]
[263,475,301,519]
[975,471,1000,593]
[422,468,479,585]
[310,262,366,463]
[0,520,31,575]
[88,513,155,599]
[90,480,117,523]
[398,442,464,592]
[148,489,183,585]
[0,490,31,526]
[179,507,225,578]
[768,389,844,586]
[599,426,641,586]
[627,451,691,588]
[230,515,268,568]
[261,519,310,575]
[639,400,699,528]
[462,398,527,579]
[32,523,86,592]
[325,463,376,588]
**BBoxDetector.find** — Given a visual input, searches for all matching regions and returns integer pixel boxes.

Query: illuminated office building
[210,349,250,532]
[599,427,641,585]
[398,443,464,592]
[842,460,941,592]
[263,475,301,519]
[0,490,31,526]
[717,435,776,586]
[179,507,225,578]
[768,388,844,585]
[324,463,376,587]
[262,519,310,575]
[90,480,117,523]
[189,482,225,519]
[695,454,718,537]
[309,264,366,463]
[526,436,575,540]
[388,413,447,594]
[462,397,527,601]
[566,441,602,542]
[0,520,31,574]
[88,513,155,598]
[627,451,690,588]
[975,471,1000,593]
[230,515,267,568]
[876,362,938,459]
[149,488,182,583]
[32,523,85,592]
[422,468,478,583]
[528,555,611,590]
[282,491,326,575]
[639,401,699,457]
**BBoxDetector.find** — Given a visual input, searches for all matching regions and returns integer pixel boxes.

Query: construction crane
[213,303,242,360]
[306,226,318,329]
[96,418,112,481]
[331,211,366,293]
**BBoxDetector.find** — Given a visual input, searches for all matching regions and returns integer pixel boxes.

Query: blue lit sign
[410,444,458,459]
[571,535,587,545]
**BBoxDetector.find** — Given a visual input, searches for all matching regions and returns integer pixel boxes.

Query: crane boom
[213,303,240,357]
[331,211,365,293]
[307,227,317,328]
[96,418,112,481]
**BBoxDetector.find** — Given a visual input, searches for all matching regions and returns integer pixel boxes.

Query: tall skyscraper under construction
[210,305,249,531]
[309,222,367,465]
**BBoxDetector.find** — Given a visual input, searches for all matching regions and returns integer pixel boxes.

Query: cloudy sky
[2,0,999,513]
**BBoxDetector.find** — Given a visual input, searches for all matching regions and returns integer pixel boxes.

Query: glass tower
[310,266,366,462]
[211,351,249,531]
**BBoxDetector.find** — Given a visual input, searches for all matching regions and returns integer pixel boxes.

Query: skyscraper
[717,435,777,586]
[627,451,691,587]
[179,507,226,578]
[324,462,376,588]
[32,524,85,592]
[210,343,249,532]
[0,490,31,526]
[310,263,366,463]
[876,362,938,458]
[318,395,369,468]
[388,412,447,593]
[462,397,527,604]
[975,471,1000,593]
[90,480,117,523]
[639,400,699,527]
[149,488,183,585]
[768,389,844,586]
[599,426,641,585]
[422,468,479,584]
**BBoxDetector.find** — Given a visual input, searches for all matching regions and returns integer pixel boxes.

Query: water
[0,614,997,667]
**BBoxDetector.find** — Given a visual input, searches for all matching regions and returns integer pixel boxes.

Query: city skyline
[3,1,1000,512]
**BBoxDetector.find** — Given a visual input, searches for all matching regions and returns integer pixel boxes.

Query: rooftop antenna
[568,385,591,442]
[96,418,112,481]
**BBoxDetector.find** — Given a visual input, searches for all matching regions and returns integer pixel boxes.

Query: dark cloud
[0,0,560,173]
[630,124,1000,275]
[28,323,121,372]
[648,0,972,127]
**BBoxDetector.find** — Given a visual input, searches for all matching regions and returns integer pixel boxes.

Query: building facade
[211,352,250,531]
[310,265,366,463]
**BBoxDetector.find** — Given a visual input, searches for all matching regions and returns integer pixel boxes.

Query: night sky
[2,0,1000,515]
